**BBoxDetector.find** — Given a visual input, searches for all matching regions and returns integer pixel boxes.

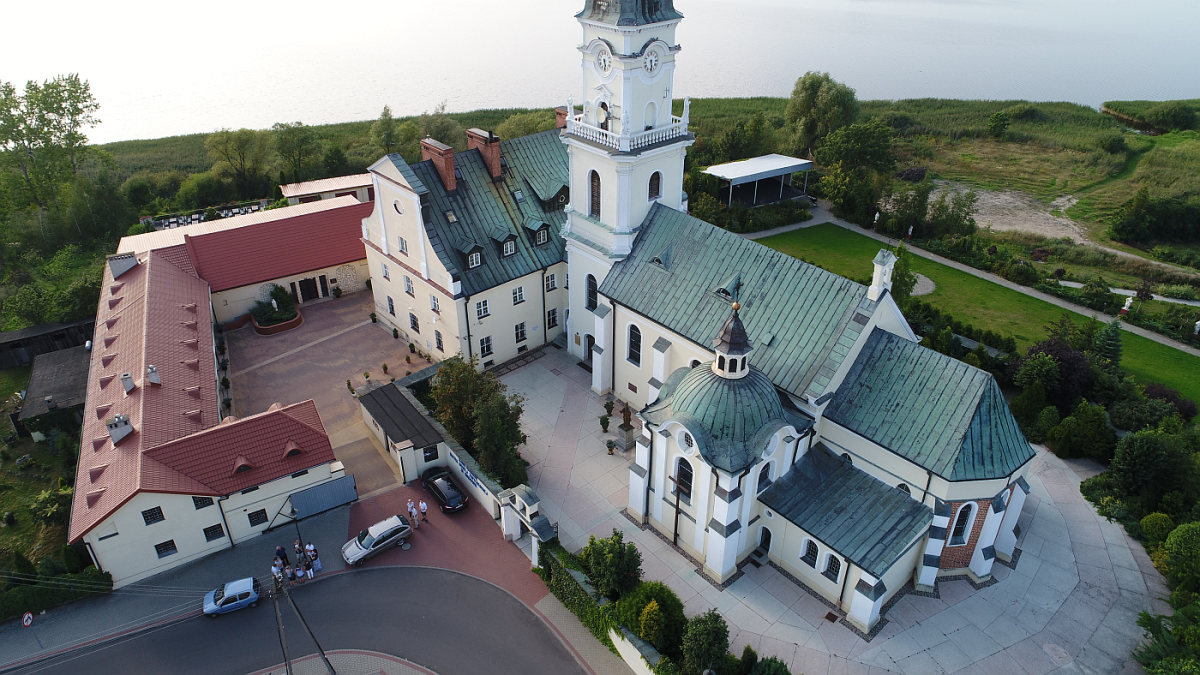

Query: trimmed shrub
[751,656,793,675]
[0,566,113,622]
[682,609,729,675]
[1143,513,1177,545]
[1048,400,1117,462]
[1110,397,1179,432]
[615,581,687,658]
[580,529,643,600]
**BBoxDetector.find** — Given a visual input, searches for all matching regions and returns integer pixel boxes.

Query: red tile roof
[68,251,337,542]
[145,400,334,496]
[184,201,374,292]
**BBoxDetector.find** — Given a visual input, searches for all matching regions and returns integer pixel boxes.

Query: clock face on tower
[644,50,660,75]
[597,49,613,74]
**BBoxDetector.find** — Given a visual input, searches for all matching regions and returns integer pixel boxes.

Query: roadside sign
[22,612,33,627]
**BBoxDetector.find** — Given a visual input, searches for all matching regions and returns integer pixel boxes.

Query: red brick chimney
[420,138,456,192]
[466,128,502,181]
[555,106,570,129]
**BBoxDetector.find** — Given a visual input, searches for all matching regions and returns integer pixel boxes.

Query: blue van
[203,577,261,616]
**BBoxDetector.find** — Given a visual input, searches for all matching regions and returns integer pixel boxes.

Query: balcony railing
[565,97,691,152]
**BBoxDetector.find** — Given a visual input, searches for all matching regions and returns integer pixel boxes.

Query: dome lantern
[711,302,753,380]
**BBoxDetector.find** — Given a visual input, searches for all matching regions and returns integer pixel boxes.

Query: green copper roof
[759,443,933,579]
[600,203,872,398]
[644,363,811,474]
[406,129,569,297]
[825,328,1035,481]
[576,0,683,27]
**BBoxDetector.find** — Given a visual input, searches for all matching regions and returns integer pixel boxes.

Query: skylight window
[514,190,525,203]
[445,210,458,223]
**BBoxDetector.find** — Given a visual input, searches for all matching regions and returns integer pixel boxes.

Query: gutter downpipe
[541,266,548,347]
[644,430,654,525]
[610,299,617,394]
[463,293,473,361]
[838,556,851,610]
[921,470,933,505]
[218,495,235,548]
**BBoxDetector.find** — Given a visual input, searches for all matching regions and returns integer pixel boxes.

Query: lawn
[758,223,1200,402]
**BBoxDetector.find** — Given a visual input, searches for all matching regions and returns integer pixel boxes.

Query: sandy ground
[936,180,1084,241]
[913,273,935,296]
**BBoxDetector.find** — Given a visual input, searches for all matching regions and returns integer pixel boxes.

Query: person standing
[284,565,296,587]
[419,499,429,523]
[308,542,322,572]
[271,559,282,579]
[275,545,290,567]
[408,499,419,529]
[304,556,314,580]
[294,540,303,563]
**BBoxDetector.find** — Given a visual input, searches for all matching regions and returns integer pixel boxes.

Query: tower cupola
[712,302,753,380]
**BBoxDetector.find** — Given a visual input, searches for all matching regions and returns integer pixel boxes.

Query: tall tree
[39,73,100,174]
[1092,319,1124,371]
[204,128,268,197]
[370,105,398,154]
[890,244,918,307]
[272,121,319,182]
[816,118,895,174]
[785,72,860,158]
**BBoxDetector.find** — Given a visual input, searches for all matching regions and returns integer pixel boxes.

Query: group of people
[271,540,322,588]
[408,499,428,527]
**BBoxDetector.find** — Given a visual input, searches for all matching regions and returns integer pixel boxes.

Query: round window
[393,200,404,215]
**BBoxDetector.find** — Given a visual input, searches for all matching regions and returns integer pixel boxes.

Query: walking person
[275,545,290,567]
[419,499,429,523]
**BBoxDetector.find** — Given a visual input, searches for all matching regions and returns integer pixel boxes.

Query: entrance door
[318,275,329,297]
[759,527,772,553]
[298,278,319,302]
[584,334,595,364]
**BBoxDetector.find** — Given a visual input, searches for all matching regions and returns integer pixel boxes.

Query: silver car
[342,514,412,565]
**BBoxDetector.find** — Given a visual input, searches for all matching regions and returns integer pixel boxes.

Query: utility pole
[284,585,337,675]
[271,574,294,675]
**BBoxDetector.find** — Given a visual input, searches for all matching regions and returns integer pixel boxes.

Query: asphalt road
[10,568,586,675]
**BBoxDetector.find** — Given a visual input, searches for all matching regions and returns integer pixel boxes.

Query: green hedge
[0,566,113,622]
[539,543,616,651]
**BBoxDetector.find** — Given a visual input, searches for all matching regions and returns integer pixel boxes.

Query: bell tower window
[589,171,601,219]
[649,172,662,201]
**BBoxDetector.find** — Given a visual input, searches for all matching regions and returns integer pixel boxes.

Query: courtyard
[225,289,416,497]
[499,346,1165,675]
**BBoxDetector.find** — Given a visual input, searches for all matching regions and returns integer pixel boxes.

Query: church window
[897,483,910,495]
[674,458,693,504]
[823,555,841,582]
[468,252,481,268]
[690,359,701,368]
[586,275,598,311]
[757,463,773,493]
[648,172,662,201]
[718,355,726,371]
[729,358,739,374]
[628,325,642,366]
[801,540,818,568]
[387,297,395,316]
[950,503,975,546]
[683,432,694,449]
[841,453,853,465]
[589,171,601,219]
[547,308,558,328]
[503,240,515,257]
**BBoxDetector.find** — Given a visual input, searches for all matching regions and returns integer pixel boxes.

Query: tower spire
[712,302,753,380]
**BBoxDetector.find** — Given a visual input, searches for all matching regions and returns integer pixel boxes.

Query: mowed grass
[758,223,1200,401]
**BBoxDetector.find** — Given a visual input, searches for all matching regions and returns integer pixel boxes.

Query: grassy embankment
[759,223,1200,403]
[0,366,72,568]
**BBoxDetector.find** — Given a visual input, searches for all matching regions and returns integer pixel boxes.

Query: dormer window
[468,251,481,268]
[514,190,525,203]
[651,256,664,266]
[445,210,458,223]
[503,240,515,257]
[536,229,548,245]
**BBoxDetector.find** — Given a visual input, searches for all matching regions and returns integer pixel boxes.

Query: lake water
[4,0,1197,144]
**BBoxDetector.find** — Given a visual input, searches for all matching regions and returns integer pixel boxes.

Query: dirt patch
[912,273,936,296]
[936,180,1084,241]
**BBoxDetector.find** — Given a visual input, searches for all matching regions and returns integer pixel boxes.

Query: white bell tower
[562,0,695,369]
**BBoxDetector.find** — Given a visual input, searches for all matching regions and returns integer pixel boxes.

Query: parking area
[226,290,415,496]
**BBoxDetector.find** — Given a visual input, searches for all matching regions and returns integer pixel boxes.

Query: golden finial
[732,302,741,311]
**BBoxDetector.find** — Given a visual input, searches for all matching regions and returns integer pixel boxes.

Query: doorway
[318,275,329,297]
[298,278,319,302]
[759,527,772,553]
[584,334,595,364]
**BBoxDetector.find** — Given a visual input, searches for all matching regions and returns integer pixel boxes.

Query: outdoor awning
[703,154,813,186]
[290,474,358,519]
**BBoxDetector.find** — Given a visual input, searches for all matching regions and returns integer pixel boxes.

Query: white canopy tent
[703,154,814,206]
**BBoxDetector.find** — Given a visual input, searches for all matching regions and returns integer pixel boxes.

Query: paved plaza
[500,347,1165,675]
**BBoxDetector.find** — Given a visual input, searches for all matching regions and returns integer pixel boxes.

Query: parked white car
[342,515,412,565]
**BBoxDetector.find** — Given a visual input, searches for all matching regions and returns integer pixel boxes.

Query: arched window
[718,355,726,371]
[801,540,818,568]
[586,274,598,311]
[675,457,693,502]
[648,172,662,201]
[841,453,853,465]
[897,483,911,495]
[757,463,773,493]
[690,359,701,368]
[589,171,601,218]
[950,503,975,546]
[628,325,642,366]
[729,358,739,373]
[598,102,610,131]
[823,555,841,582]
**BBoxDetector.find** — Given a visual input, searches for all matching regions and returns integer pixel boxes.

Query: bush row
[0,566,112,623]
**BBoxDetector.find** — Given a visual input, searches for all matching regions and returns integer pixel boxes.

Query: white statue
[1194,320,1199,335]
[682,97,691,125]
[620,109,631,136]
[271,299,278,311]
[1123,296,1133,312]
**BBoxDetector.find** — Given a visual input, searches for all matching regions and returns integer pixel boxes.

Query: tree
[1143,513,1177,545]
[1010,381,1048,426]
[682,609,730,675]
[816,118,894,175]
[322,145,349,176]
[751,657,792,675]
[1166,522,1200,584]
[926,187,978,238]
[431,354,495,452]
[1110,186,1154,241]
[473,389,528,487]
[272,121,319,182]
[580,529,643,599]
[1023,339,1092,411]
[1082,275,1114,310]
[1110,397,1179,433]
[886,177,934,239]
[38,73,101,174]
[371,105,398,154]
[1048,400,1117,462]
[640,600,663,647]
[420,102,466,149]
[987,111,1010,138]
[495,110,557,140]
[1014,352,1061,392]
[1110,430,1188,511]
[890,245,918,307]
[10,550,37,586]
[61,544,85,574]
[739,645,759,675]
[204,128,269,197]
[785,72,860,157]
[29,485,74,525]
[614,581,688,658]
